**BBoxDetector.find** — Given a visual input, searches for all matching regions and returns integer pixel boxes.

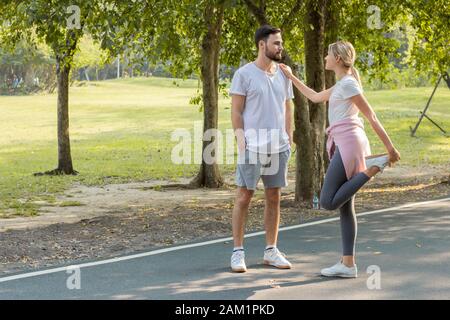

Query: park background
[0,0,448,273]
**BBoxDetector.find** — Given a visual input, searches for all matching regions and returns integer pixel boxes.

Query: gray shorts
[236,149,291,190]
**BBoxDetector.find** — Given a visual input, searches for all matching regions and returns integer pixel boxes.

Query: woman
[279,41,401,278]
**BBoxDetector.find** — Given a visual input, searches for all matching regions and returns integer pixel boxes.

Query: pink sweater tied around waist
[326,117,372,180]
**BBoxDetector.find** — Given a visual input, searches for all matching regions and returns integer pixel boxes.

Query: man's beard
[265,49,282,62]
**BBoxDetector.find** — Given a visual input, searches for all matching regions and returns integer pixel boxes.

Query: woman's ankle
[342,256,355,267]
[364,166,380,178]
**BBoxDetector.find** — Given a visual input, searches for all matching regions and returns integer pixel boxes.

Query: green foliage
[0,1,128,69]
[337,0,449,81]
[0,39,54,94]
[73,35,105,70]
[404,0,449,75]
[2,0,446,90]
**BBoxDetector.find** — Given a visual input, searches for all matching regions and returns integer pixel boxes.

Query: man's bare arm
[231,94,246,151]
[285,99,293,146]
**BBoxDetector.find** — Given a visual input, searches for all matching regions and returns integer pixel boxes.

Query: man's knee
[236,188,253,207]
[265,188,280,207]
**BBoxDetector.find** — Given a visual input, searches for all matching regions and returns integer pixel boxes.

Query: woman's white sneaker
[263,247,292,269]
[231,250,247,273]
[321,261,358,278]
[365,154,390,172]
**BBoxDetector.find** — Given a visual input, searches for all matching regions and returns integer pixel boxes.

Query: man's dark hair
[254,25,281,49]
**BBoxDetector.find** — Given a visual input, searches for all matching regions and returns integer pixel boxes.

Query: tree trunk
[53,56,76,175]
[323,0,339,171]
[117,56,120,79]
[283,55,313,202]
[304,0,327,200]
[190,2,224,188]
[33,54,77,176]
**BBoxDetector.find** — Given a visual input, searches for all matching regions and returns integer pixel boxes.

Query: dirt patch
[1,164,447,232]
[0,166,449,275]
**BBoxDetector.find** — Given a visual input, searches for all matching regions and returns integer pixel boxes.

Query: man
[229,25,294,272]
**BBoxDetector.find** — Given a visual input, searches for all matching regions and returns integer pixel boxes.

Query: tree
[0,0,126,175]
[303,0,327,200]
[113,0,235,188]
[73,35,104,82]
[403,0,449,75]
[190,2,226,187]
[0,39,54,94]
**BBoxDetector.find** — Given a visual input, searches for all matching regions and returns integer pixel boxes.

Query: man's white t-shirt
[328,74,363,125]
[229,62,294,154]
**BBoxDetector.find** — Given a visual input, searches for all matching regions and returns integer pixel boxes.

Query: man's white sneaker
[263,247,292,269]
[320,261,358,278]
[365,154,390,172]
[231,250,247,273]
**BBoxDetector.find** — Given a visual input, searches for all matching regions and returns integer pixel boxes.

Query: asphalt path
[1,197,449,300]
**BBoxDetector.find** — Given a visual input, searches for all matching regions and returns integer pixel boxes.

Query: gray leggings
[320,148,370,256]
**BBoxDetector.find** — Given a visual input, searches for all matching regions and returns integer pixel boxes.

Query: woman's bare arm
[279,64,333,103]
[351,94,401,163]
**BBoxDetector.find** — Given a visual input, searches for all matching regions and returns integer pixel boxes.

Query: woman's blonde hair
[328,41,362,88]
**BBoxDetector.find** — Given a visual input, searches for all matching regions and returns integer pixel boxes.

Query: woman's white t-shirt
[328,75,363,125]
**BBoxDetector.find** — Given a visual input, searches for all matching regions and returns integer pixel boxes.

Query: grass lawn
[0,77,449,217]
